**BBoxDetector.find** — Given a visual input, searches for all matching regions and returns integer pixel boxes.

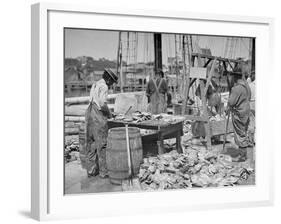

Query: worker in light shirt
[81,68,118,178]
[146,70,168,114]
[226,69,251,162]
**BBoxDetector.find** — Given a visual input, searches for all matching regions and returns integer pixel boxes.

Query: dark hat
[104,68,118,83]
[230,67,243,77]
[230,71,243,77]
[155,69,164,78]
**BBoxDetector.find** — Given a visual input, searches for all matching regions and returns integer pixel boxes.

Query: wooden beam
[181,35,191,115]
[204,58,212,68]
[222,61,227,72]
[65,116,85,122]
[200,80,212,150]
[192,52,241,64]
[227,59,234,70]
[252,38,255,71]
[189,78,196,88]
[203,58,217,97]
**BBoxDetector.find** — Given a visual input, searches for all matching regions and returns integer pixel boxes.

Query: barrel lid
[109,127,140,133]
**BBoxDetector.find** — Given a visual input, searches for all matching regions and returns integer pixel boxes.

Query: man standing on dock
[227,69,251,162]
[81,68,118,178]
[146,70,168,114]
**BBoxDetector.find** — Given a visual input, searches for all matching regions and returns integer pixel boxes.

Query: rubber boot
[232,147,247,162]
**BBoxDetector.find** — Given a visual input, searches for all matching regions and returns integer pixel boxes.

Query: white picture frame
[31,2,274,221]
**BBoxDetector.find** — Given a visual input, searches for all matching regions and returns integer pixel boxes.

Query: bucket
[106,127,143,185]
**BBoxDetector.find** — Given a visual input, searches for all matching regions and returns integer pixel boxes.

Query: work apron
[80,101,108,177]
[231,83,251,148]
[148,78,167,114]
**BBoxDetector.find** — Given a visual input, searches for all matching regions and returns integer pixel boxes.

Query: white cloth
[249,81,255,101]
[249,80,255,111]
[89,78,108,109]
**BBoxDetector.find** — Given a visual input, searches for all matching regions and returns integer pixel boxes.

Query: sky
[64,28,252,65]
[65,29,119,60]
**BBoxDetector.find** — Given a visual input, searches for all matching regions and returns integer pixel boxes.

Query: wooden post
[203,58,217,96]
[181,35,187,114]
[154,33,162,73]
[116,32,121,92]
[120,41,124,93]
[157,125,164,155]
[181,35,192,115]
[176,129,183,153]
[175,34,180,94]
[251,38,255,71]
[200,80,212,149]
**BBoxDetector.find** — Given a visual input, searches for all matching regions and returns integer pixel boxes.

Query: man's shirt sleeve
[98,84,108,107]
[228,87,240,107]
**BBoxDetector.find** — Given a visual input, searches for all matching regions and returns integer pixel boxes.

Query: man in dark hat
[146,70,168,114]
[81,68,118,178]
[226,68,251,162]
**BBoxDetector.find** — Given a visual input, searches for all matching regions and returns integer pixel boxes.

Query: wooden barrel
[106,127,143,185]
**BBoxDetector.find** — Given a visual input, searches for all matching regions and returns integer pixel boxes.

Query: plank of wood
[65,105,88,116]
[65,116,85,122]
[65,96,89,105]
[181,35,192,115]
[192,53,241,63]
[64,122,75,128]
[203,58,217,97]
[65,127,80,135]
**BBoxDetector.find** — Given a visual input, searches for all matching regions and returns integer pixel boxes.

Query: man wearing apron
[80,68,118,178]
[146,70,168,114]
[227,69,251,162]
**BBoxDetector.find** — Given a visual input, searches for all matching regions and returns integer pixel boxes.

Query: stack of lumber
[65,98,88,144]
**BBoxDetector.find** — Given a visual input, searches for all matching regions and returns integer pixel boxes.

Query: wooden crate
[209,119,234,136]
[192,119,234,137]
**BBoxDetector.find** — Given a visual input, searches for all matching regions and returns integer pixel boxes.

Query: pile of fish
[113,111,152,123]
[64,137,80,163]
[138,149,254,190]
[113,112,186,125]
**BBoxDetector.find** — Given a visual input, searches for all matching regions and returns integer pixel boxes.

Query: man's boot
[232,147,247,162]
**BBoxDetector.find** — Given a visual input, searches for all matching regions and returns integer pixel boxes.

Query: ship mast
[116,32,123,92]
[154,33,162,73]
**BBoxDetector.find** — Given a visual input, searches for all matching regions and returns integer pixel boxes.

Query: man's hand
[225,106,231,116]
[100,104,112,119]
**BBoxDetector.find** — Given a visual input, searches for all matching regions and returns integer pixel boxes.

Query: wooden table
[108,119,184,155]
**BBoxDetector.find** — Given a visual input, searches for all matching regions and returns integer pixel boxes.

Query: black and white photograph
[64,28,256,194]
